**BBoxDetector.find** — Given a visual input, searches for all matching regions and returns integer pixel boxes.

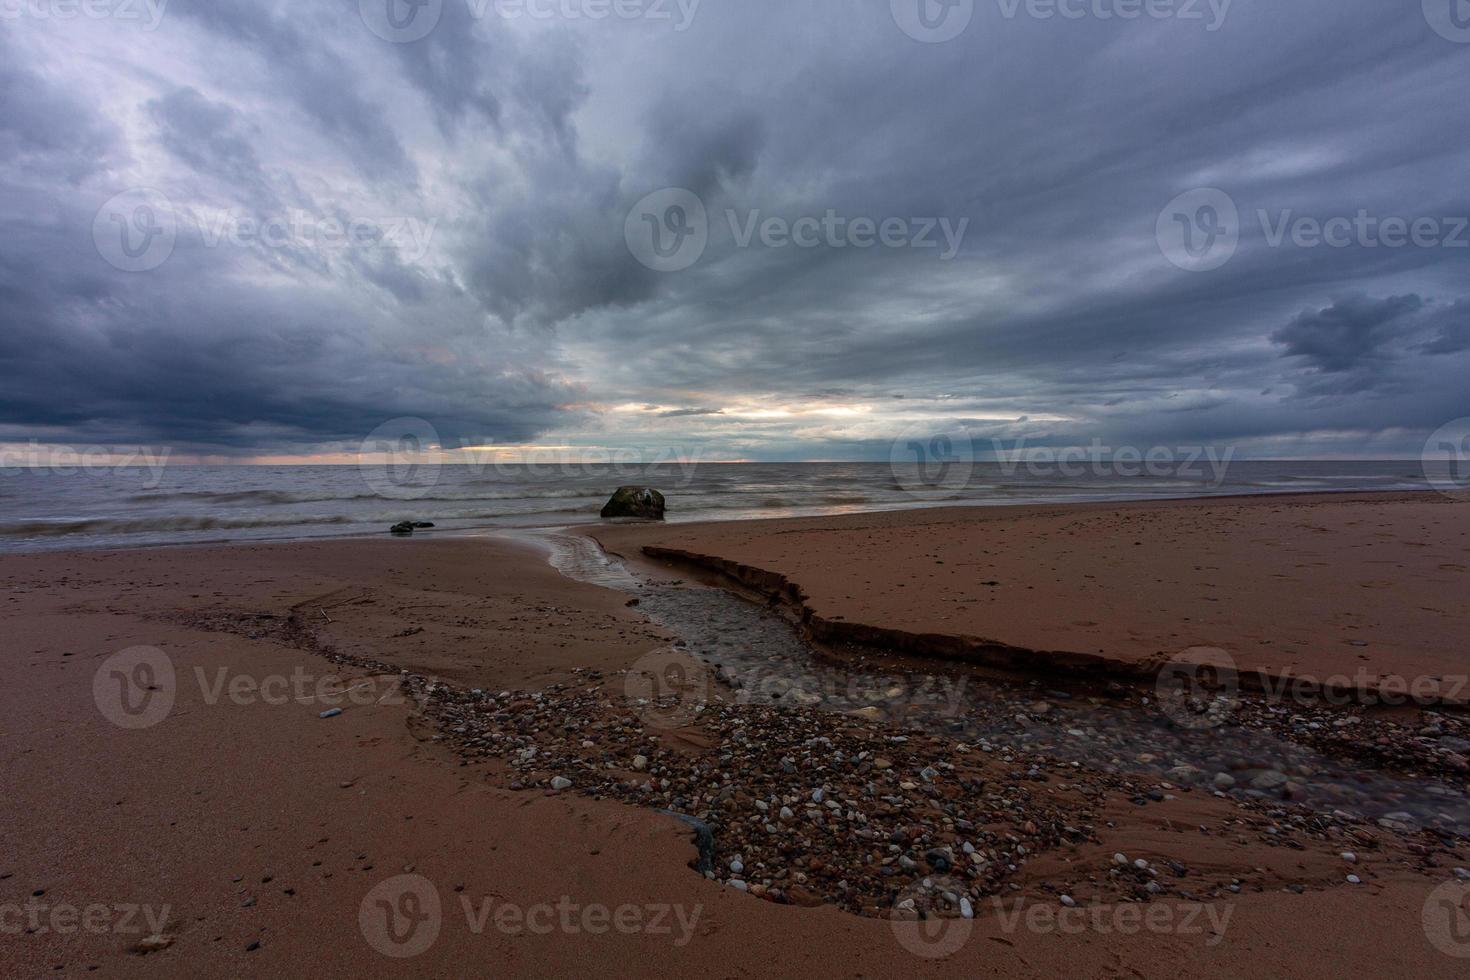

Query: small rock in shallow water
[1250,770,1288,791]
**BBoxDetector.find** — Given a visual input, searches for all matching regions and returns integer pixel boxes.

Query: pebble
[1060,895,1077,907]
[1250,770,1288,791]
[1346,875,1361,885]
[729,880,748,892]
[1341,852,1357,864]
[319,708,343,719]
[550,776,573,791]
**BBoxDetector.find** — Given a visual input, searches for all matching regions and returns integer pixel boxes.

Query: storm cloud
[1,0,1467,459]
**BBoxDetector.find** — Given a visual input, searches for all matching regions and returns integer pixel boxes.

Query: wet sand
[2,499,1469,977]
[596,492,1470,694]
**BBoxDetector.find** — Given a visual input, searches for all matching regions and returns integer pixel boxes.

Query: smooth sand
[597,492,1470,693]
[2,501,1468,977]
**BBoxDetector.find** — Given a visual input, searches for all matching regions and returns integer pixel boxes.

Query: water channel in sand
[487,527,1470,837]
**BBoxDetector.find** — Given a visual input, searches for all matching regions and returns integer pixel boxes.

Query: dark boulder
[390,522,416,535]
[600,486,666,520]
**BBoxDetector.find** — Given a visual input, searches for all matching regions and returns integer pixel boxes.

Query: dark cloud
[1,0,1468,458]
[1272,293,1424,374]
[1420,299,1470,355]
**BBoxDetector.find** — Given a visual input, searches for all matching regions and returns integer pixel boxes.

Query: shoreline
[0,486,1453,559]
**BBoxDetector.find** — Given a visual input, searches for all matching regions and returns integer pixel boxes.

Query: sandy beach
[3,495,1469,977]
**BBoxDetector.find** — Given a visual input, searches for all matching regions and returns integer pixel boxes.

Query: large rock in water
[600,486,666,520]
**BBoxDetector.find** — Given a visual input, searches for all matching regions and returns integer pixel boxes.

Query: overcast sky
[1,0,1467,462]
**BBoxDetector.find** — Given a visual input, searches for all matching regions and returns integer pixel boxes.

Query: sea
[0,457,1444,554]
